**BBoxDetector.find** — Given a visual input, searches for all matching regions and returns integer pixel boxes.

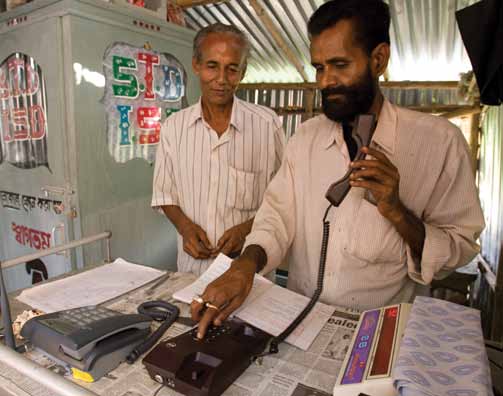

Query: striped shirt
[245,99,485,311]
[152,97,286,274]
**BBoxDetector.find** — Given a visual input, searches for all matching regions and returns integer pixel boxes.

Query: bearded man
[191,0,485,339]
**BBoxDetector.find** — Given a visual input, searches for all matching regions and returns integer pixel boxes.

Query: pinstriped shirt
[245,99,485,311]
[152,97,286,274]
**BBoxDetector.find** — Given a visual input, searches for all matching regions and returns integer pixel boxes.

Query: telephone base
[31,327,150,382]
[143,319,271,396]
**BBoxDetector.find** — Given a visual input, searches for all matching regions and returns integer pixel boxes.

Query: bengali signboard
[0,53,49,169]
[102,43,187,163]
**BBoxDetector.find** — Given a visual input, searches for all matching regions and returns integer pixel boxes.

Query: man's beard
[321,66,376,123]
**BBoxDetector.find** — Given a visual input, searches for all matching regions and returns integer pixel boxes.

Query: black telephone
[143,319,270,396]
[326,114,376,206]
[21,301,179,382]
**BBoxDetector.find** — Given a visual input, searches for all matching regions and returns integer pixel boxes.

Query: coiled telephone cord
[261,204,332,356]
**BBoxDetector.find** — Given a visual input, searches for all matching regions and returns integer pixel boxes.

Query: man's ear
[370,43,390,77]
[192,56,201,76]
[239,62,247,82]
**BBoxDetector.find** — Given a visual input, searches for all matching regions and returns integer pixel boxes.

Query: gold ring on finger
[205,302,220,311]
[192,295,205,305]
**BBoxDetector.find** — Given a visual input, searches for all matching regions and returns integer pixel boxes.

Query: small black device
[142,319,271,396]
[326,114,376,206]
[21,301,179,382]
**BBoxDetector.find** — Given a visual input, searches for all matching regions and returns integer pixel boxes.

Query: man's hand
[191,255,256,339]
[214,219,253,257]
[349,147,402,222]
[161,205,214,259]
[179,220,213,259]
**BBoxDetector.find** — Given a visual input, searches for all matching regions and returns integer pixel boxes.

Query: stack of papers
[173,254,335,350]
[16,258,166,313]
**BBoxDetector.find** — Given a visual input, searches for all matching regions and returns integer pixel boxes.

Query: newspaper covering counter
[0,271,359,396]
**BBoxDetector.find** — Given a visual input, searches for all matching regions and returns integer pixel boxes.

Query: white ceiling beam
[175,0,229,8]
[239,81,460,90]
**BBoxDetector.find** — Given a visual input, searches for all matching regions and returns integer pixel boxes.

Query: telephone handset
[325,114,377,206]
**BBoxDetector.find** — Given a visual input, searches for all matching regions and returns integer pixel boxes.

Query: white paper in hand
[172,254,233,303]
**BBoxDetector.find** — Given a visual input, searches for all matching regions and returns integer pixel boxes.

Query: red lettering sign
[137,52,159,100]
[11,222,51,250]
[137,106,161,145]
[29,105,46,139]
[12,108,29,140]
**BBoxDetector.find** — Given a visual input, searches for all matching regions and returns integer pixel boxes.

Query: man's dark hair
[307,0,390,55]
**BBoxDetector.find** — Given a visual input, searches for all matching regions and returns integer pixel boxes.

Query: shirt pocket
[347,198,404,264]
[227,166,260,211]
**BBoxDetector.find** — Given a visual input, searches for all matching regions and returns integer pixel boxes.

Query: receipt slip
[333,303,411,396]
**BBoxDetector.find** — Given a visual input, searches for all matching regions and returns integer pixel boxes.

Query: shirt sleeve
[407,126,485,284]
[151,119,179,210]
[243,134,297,274]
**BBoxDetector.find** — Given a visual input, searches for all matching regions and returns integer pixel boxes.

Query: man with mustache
[192,0,485,338]
[152,23,285,275]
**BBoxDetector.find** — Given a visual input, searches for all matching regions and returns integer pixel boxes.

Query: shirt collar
[323,98,398,155]
[187,96,243,132]
[187,100,202,127]
[371,99,398,155]
[229,97,244,132]
[323,116,344,149]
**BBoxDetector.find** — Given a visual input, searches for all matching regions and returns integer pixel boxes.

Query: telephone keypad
[58,306,118,327]
[190,324,232,343]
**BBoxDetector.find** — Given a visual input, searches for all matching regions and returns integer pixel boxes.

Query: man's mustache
[321,86,351,99]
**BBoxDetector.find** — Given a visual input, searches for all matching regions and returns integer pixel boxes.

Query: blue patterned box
[393,296,493,396]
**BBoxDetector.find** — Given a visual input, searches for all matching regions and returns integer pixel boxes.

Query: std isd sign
[102,42,187,164]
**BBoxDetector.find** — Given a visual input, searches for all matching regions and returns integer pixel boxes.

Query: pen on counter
[145,273,171,295]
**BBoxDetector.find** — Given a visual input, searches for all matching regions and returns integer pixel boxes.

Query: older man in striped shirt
[152,23,285,275]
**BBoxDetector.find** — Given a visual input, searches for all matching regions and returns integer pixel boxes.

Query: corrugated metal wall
[183,0,478,83]
[236,87,312,138]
